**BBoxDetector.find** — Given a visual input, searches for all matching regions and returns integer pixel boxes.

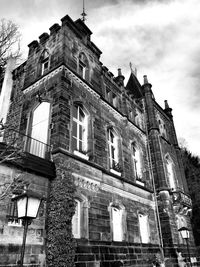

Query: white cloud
[0,0,199,155]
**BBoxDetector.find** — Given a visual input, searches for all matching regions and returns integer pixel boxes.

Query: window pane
[79,125,83,140]
[79,140,83,151]
[72,200,80,238]
[72,121,77,138]
[30,102,50,158]
[79,107,85,122]
[139,214,149,243]
[72,136,78,151]
[112,207,122,241]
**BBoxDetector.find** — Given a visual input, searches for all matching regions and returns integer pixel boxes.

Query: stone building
[0,14,198,267]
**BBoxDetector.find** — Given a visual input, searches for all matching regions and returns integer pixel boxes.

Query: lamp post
[12,190,43,267]
[178,226,191,266]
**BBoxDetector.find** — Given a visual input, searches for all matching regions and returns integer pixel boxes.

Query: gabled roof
[125,72,143,98]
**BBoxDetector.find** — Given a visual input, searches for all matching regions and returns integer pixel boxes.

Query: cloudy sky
[0,0,200,156]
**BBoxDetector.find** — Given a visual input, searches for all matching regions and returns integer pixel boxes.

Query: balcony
[0,129,55,179]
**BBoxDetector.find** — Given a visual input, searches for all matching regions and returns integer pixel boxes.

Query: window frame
[40,50,50,76]
[165,155,176,190]
[78,53,89,80]
[72,104,88,156]
[107,128,119,169]
[25,101,51,158]
[108,203,126,242]
[72,199,81,238]
[131,142,143,182]
[138,213,150,244]
[71,195,89,239]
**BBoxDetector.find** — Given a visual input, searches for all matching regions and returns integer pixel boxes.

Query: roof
[125,72,143,98]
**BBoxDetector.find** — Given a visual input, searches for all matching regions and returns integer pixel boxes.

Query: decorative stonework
[73,174,100,192]
[23,66,64,94]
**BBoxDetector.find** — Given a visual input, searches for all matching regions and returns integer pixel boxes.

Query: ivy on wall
[46,158,76,267]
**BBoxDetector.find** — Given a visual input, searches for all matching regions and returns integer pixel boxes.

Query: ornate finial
[129,62,137,76]
[81,0,87,22]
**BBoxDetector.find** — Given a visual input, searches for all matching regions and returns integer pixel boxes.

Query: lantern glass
[17,196,28,218]
[27,197,41,218]
[16,195,41,219]
[181,229,190,239]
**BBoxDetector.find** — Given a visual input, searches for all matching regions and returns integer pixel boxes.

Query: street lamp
[12,190,43,267]
[178,226,191,266]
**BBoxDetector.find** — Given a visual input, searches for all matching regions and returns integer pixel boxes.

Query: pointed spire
[129,62,137,76]
[81,0,87,22]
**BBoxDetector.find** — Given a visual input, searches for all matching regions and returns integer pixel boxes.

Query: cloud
[0,0,199,155]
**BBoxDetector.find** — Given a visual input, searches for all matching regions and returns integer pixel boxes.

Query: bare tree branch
[0,19,21,77]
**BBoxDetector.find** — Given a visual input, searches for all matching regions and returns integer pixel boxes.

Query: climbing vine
[46,157,76,267]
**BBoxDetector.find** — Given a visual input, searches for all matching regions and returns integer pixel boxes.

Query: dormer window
[79,61,86,79]
[112,93,118,108]
[105,87,112,102]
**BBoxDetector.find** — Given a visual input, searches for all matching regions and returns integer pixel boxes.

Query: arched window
[78,53,89,80]
[72,199,81,238]
[40,50,50,75]
[158,118,167,138]
[111,206,123,241]
[109,203,126,242]
[107,128,118,169]
[72,195,89,239]
[131,142,142,180]
[72,104,88,153]
[138,213,149,243]
[28,102,50,158]
[166,156,176,189]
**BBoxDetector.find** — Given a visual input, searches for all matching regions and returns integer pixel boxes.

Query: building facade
[0,14,198,267]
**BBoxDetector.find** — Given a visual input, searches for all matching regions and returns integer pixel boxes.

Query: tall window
[29,102,50,158]
[158,119,167,138]
[111,206,123,241]
[166,156,176,189]
[41,50,50,75]
[132,142,142,180]
[72,199,81,238]
[138,213,149,243]
[72,104,88,153]
[107,128,118,169]
[78,53,88,79]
